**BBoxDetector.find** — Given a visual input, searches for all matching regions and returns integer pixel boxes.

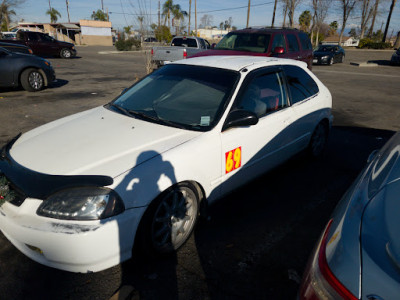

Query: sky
[12,0,400,37]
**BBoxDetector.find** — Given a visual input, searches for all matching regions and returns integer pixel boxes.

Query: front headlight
[37,187,125,220]
[322,55,329,60]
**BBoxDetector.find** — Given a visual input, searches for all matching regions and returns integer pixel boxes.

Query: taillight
[183,49,187,59]
[299,219,358,300]
[151,48,154,56]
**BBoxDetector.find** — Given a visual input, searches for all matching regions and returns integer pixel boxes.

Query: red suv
[192,27,313,70]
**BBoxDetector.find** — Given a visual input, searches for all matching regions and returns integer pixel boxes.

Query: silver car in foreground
[299,131,400,300]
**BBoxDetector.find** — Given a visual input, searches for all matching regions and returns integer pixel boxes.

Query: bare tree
[280,0,290,26]
[271,0,278,27]
[338,0,358,45]
[311,0,332,45]
[367,0,380,36]
[382,0,397,42]
[288,0,302,27]
[200,14,213,28]
[359,0,374,38]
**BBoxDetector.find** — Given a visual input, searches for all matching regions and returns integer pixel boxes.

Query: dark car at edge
[0,47,56,92]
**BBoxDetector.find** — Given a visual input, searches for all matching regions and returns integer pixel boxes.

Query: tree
[359,0,374,38]
[348,27,358,38]
[46,7,61,23]
[123,25,132,35]
[338,0,357,45]
[329,21,338,35]
[271,0,278,27]
[382,0,397,42]
[280,0,290,26]
[0,1,16,31]
[162,0,173,29]
[91,9,107,21]
[299,10,312,31]
[310,0,332,46]
[154,25,172,43]
[367,0,380,37]
[288,0,303,27]
[171,4,186,34]
[200,14,213,28]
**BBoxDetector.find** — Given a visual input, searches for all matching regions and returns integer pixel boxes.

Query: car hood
[192,49,271,58]
[9,106,201,178]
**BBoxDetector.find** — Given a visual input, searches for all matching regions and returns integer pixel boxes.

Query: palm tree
[162,0,173,29]
[0,0,16,31]
[46,7,61,23]
[91,9,107,21]
[171,4,186,35]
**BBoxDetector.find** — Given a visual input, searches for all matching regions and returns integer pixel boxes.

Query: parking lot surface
[0,47,399,299]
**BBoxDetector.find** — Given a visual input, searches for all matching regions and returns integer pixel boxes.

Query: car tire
[329,57,334,65]
[136,182,200,256]
[60,48,72,58]
[308,122,328,158]
[340,54,345,63]
[20,68,45,92]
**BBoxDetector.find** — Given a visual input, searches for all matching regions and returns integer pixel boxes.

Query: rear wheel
[20,68,44,92]
[137,183,199,255]
[308,122,328,158]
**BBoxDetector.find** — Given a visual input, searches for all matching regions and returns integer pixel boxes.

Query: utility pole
[66,0,71,22]
[271,0,277,27]
[48,0,52,10]
[188,0,191,35]
[195,0,197,36]
[382,0,397,42]
[101,0,104,12]
[246,0,251,28]
[158,0,160,27]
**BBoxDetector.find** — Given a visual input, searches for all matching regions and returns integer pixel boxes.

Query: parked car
[0,47,55,91]
[191,27,313,70]
[0,56,332,273]
[0,31,77,58]
[0,41,33,55]
[144,37,157,42]
[390,48,400,65]
[1,32,17,40]
[151,36,210,68]
[313,45,345,65]
[298,131,400,300]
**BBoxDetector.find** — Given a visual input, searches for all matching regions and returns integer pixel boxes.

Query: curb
[98,50,149,55]
[350,61,379,67]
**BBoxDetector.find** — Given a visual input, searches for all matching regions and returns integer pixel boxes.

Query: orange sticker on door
[225,147,242,174]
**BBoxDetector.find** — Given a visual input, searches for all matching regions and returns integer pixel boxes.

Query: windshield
[317,46,334,52]
[215,32,271,53]
[110,64,239,131]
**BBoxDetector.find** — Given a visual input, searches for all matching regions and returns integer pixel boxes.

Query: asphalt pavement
[0,46,399,299]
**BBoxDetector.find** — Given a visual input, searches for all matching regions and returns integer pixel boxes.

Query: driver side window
[235,71,288,118]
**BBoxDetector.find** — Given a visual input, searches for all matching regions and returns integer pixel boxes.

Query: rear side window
[287,34,300,52]
[283,65,319,104]
[171,38,198,47]
[199,38,206,49]
[26,32,39,41]
[299,32,312,50]
[271,34,287,52]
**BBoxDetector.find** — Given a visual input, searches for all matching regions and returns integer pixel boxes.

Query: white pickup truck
[151,36,210,68]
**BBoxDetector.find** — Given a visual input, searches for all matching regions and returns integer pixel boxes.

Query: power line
[197,2,275,14]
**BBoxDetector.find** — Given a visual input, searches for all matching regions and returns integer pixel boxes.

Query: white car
[0,56,332,273]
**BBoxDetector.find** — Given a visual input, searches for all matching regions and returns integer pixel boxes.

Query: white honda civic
[0,56,332,273]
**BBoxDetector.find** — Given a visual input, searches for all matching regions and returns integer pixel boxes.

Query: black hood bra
[0,134,113,201]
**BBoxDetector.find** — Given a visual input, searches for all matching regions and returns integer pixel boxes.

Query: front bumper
[0,199,146,273]
[313,56,330,64]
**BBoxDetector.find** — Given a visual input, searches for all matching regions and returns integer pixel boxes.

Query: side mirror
[211,43,217,49]
[222,110,258,131]
[273,46,285,54]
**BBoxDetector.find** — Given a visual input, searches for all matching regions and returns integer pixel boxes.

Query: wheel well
[319,118,330,133]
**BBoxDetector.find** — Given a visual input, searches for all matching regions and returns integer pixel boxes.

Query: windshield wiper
[128,110,187,129]
[109,103,136,118]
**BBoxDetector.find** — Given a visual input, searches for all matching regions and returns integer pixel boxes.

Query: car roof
[0,41,29,48]
[230,27,301,34]
[174,55,307,72]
